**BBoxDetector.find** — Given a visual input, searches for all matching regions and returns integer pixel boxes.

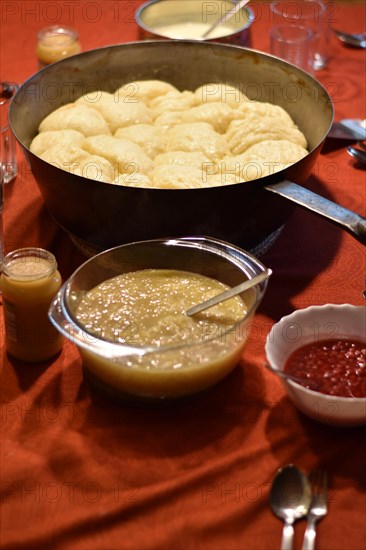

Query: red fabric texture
[1,2,365,549]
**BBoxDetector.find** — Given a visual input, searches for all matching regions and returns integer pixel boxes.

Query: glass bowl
[49,237,269,402]
[265,304,366,426]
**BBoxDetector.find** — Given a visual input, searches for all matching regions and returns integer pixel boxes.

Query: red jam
[284,339,366,398]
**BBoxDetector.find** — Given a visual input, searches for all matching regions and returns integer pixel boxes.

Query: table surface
[1,2,365,549]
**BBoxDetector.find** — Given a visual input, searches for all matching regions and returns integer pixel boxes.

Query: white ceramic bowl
[265,304,366,426]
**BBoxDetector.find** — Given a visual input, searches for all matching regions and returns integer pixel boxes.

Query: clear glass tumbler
[270,0,329,70]
[0,82,18,184]
[270,24,313,72]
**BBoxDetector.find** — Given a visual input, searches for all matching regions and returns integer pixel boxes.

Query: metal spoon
[347,145,366,166]
[270,464,312,550]
[201,0,251,39]
[333,29,366,48]
[264,362,320,390]
[186,268,271,316]
[327,118,366,140]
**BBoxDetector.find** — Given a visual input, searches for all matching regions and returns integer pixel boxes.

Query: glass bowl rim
[50,236,269,359]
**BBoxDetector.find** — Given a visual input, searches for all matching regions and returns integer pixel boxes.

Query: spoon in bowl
[201,0,251,39]
[264,362,320,390]
[270,465,312,550]
[186,268,272,316]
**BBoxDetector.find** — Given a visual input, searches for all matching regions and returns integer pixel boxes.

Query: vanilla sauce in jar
[1,248,63,362]
[36,26,81,67]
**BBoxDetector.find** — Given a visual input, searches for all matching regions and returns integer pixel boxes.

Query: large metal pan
[9,41,366,254]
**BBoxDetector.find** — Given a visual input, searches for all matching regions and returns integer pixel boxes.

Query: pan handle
[265,180,366,244]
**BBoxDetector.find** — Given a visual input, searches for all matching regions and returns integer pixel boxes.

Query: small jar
[1,248,63,362]
[36,26,81,67]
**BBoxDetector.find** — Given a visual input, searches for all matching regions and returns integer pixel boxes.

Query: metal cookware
[9,41,366,255]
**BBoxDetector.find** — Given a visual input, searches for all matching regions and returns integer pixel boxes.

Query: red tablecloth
[1,2,365,549]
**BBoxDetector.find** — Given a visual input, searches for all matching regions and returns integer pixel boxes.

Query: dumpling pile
[30,80,308,188]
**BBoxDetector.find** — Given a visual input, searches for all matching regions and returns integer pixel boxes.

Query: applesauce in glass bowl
[49,237,269,403]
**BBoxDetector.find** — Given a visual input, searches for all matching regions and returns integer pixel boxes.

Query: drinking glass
[0,165,4,285]
[1,82,18,184]
[270,0,329,70]
[270,24,312,72]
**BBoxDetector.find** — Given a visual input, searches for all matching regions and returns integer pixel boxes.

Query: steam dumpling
[39,104,111,136]
[115,80,178,105]
[226,114,307,155]
[114,124,165,158]
[152,164,205,189]
[166,123,230,161]
[240,139,308,165]
[30,129,85,156]
[207,172,243,186]
[155,151,212,170]
[33,79,308,190]
[153,111,184,128]
[194,83,249,108]
[180,102,243,133]
[77,155,117,183]
[113,172,152,188]
[41,143,90,169]
[222,139,308,181]
[76,92,153,133]
[84,135,154,174]
[150,91,197,115]
[239,101,295,126]
[40,143,115,182]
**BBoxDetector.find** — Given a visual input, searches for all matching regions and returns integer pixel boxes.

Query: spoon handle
[281,521,294,550]
[186,268,272,316]
[202,0,250,38]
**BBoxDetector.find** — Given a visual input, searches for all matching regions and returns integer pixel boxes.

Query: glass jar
[1,248,63,362]
[36,26,81,67]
